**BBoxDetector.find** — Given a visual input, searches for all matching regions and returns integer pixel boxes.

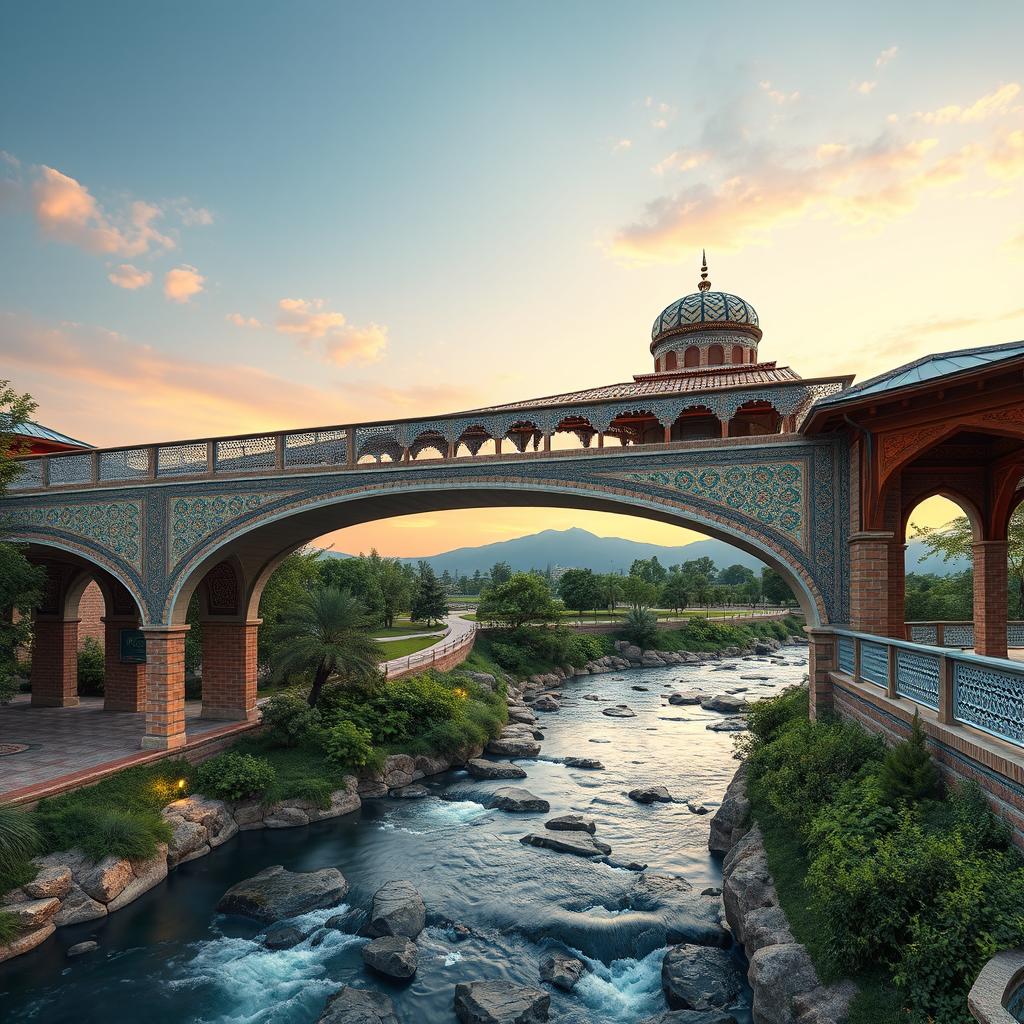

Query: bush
[0,805,39,877]
[0,672,18,704]
[622,608,659,648]
[0,909,22,943]
[489,640,531,674]
[38,805,171,862]
[195,752,276,801]
[740,686,807,752]
[878,711,940,806]
[76,636,105,696]
[261,690,322,747]
[321,720,377,769]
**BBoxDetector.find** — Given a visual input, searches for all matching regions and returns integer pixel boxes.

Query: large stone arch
[163,478,830,628]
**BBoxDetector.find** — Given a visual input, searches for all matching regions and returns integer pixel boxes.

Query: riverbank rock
[317,987,399,1024]
[520,832,611,858]
[391,784,429,799]
[263,923,309,949]
[563,757,604,770]
[668,693,702,706]
[706,720,747,733]
[79,855,133,903]
[539,950,587,991]
[629,786,673,804]
[708,765,750,856]
[545,814,596,834]
[163,795,238,861]
[638,1011,738,1024]
[365,880,426,939]
[486,788,550,813]
[362,935,418,980]
[454,980,550,1024]
[381,754,418,790]
[662,944,745,1012]
[0,922,55,964]
[216,865,349,924]
[602,706,636,718]
[52,884,106,927]
[486,737,541,758]
[106,845,169,912]
[700,695,749,714]
[5,897,60,930]
[531,695,560,712]
[23,865,72,901]
[747,943,818,1024]
[466,759,527,780]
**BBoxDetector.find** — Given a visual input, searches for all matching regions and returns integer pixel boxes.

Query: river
[1,646,808,1024]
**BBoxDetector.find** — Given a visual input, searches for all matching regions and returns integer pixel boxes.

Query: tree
[370,552,415,629]
[761,566,796,606]
[558,568,601,617]
[0,383,45,703]
[596,573,623,615]
[270,586,380,707]
[621,575,659,612]
[319,555,385,624]
[477,572,561,629]
[913,509,1024,618]
[411,561,448,625]
[629,556,667,585]
[879,711,940,805]
[622,608,659,648]
[660,572,690,613]
[490,561,513,586]
[718,563,755,587]
[258,548,324,669]
[440,569,454,594]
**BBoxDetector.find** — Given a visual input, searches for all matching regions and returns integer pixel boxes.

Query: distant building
[7,421,93,457]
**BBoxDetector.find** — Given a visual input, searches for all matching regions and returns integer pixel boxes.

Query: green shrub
[878,711,940,806]
[195,752,276,801]
[0,909,21,943]
[38,805,171,862]
[489,640,531,674]
[261,690,322,747]
[278,775,334,809]
[0,672,18,704]
[740,687,807,753]
[321,720,377,769]
[0,805,39,876]
[622,609,659,648]
[76,636,105,696]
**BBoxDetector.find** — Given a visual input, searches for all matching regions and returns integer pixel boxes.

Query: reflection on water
[0,649,807,1024]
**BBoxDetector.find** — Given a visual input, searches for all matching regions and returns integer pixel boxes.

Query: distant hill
[320,527,969,577]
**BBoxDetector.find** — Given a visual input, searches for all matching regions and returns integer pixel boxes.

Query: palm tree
[271,586,380,707]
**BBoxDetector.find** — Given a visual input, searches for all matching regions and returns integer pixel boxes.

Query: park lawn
[464,607,782,623]
[370,623,444,638]
[374,634,441,660]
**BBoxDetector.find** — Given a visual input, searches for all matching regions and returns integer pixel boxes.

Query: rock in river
[263,923,309,949]
[466,759,528,780]
[629,786,673,804]
[486,737,542,758]
[486,788,550,813]
[520,832,611,858]
[662,944,745,1011]
[563,757,604,770]
[700,695,749,714]
[668,692,702,706]
[545,814,596,834]
[539,949,588,991]
[602,705,636,718]
[317,987,399,1024]
[216,865,348,924]
[454,980,550,1024]
[365,880,426,940]
[706,720,747,733]
[362,935,418,980]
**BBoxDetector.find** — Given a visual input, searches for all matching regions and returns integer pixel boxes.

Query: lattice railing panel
[909,624,938,644]
[216,436,276,472]
[1011,624,1024,647]
[48,453,93,485]
[944,624,974,648]
[838,636,855,675]
[9,460,43,489]
[860,640,889,688]
[157,443,208,477]
[895,648,940,710]
[285,430,348,468]
[953,660,1024,745]
[99,448,149,481]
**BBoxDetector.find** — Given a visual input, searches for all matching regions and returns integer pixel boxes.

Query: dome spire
[697,249,711,292]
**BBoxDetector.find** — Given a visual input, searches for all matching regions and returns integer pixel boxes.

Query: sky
[1,1,1021,556]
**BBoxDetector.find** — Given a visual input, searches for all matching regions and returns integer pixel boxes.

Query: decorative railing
[831,628,1024,749]
[6,377,843,494]
[383,625,477,680]
[907,621,1024,649]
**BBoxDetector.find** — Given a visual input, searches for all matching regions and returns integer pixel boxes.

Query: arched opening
[684,346,700,368]
[708,344,724,366]
[664,350,678,371]
[728,401,782,437]
[670,406,722,441]
[551,415,598,451]
[606,409,664,446]
[731,344,744,365]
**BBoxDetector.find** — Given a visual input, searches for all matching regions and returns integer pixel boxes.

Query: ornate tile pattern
[652,290,759,340]
[169,493,273,569]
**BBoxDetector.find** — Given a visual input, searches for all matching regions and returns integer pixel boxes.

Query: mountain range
[320,526,965,577]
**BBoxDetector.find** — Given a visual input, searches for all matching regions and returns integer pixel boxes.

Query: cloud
[876,46,899,68]
[180,205,214,226]
[856,80,877,95]
[759,80,800,105]
[652,150,710,176]
[644,96,674,129]
[108,264,153,290]
[613,139,633,152]
[275,298,387,364]
[915,82,1021,125]
[226,312,262,328]
[987,128,1024,179]
[31,166,175,257]
[164,265,205,303]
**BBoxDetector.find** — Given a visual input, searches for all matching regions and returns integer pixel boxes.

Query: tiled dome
[651,290,760,344]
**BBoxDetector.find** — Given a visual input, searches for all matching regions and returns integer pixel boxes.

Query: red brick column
[888,541,907,640]
[201,620,260,721]
[141,625,189,750]
[848,531,894,635]
[102,617,146,712]
[974,540,1008,659]
[30,617,80,707]
[806,627,837,719]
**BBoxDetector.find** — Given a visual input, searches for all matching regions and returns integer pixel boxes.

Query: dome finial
[698,249,711,292]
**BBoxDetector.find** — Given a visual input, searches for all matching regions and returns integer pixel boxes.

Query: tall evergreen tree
[411,562,448,625]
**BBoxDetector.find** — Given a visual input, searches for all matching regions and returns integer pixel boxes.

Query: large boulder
[520,832,611,857]
[163,814,210,867]
[747,943,819,1024]
[721,828,777,944]
[741,906,794,956]
[700,695,749,714]
[263,924,310,950]
[317,987,399,1024]
[319,781,362,819]
[531,695,560,712]
[365,879,426,939]
[23,865,72,901]
[0,922,55,964]
[662,944,745,1012]
[52,883,107,926]
[486,737,541,758]
[668,693,703,706]
[539,950,587,992]
[5,897,60,930]
[78,854,133,903]
[486,788,550,813]
[216,865,349,924]
[382,753,418,790]
[629,786,673,804]
[454,980,550,1024]
[106,845,169,912]
[466,759,528,780]
[362,935,418,980]
[163,795,238,848]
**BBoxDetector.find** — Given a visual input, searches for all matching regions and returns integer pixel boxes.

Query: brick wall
[78,581,105,649]
[201,622,258,721]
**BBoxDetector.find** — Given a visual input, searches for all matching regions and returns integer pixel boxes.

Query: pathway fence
[384,625,478,680]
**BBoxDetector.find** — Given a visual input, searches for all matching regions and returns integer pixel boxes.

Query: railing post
[90,450,100,484]
[346,430,356,467]
[887,643,897,698]
[206,440,216,475]
[936,623,945,647]
[853,636,862,684]
[147,445,157,480]
[40,456,50,488]
[938,653,954,724]
[274,433,285,471]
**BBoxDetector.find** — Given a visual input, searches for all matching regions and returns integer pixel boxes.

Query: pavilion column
[200,620,260,721]
[720,419,730,439]
[494,438,502,455]
[30,617,80,708]
[806,627,837,719]
[597,432,604,449]
[141,625,189,750]
[973,540,1008,659]
[447,442,456,459]
[848,530,894,635]
[543,432,551,452]
[102,616,146,712]
[887,541,907,640]
[663,425,672,444]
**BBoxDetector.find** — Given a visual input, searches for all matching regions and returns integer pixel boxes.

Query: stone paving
[0,696,227,798]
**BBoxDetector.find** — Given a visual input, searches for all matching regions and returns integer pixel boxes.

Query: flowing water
[1,647,808,1024]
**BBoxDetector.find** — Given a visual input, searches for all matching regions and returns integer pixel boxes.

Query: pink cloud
[164,265,205,303]
[915,82,1021,125]
[108,263,153,290]
[226,312,262,328]
[275,298,387,364]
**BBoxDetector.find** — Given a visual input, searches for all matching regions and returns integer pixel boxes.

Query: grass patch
[370,623,443,638]
[374,635,441,660]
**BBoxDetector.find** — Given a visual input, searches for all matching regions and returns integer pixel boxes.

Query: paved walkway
[380,612,476,677]
[375,628,446,643]
[0,697,241,801]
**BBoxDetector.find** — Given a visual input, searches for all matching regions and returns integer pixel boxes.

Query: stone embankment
[710,766,857,1024]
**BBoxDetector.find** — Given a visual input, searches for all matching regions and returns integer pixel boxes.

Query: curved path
[380,612,476,678]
